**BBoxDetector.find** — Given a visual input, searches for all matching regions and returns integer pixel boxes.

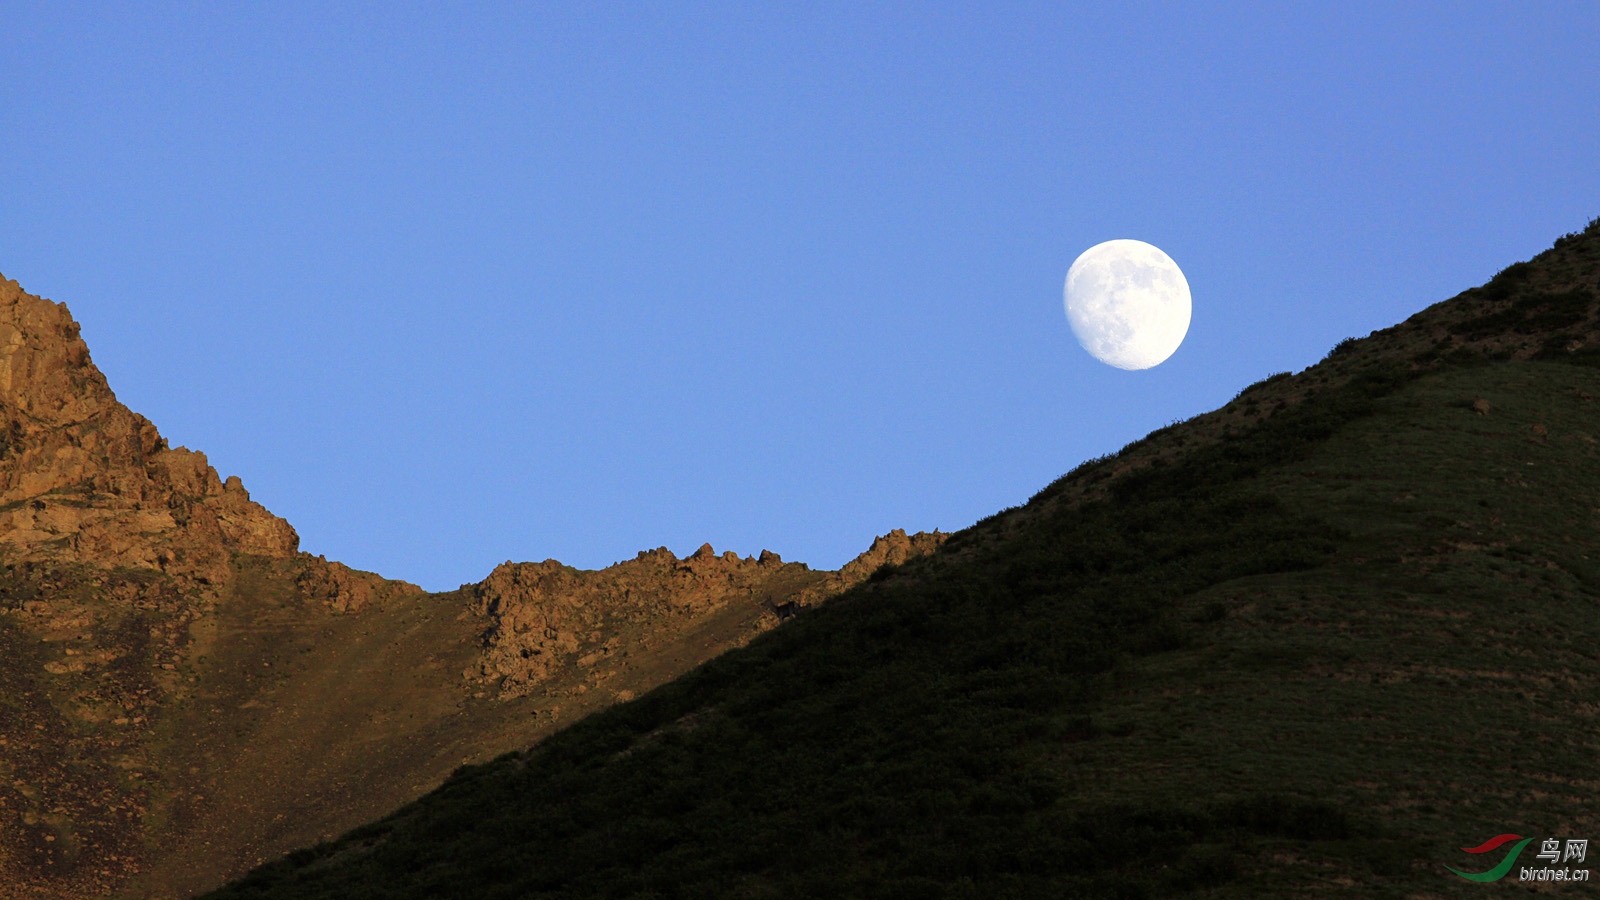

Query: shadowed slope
[207,219,1600,898]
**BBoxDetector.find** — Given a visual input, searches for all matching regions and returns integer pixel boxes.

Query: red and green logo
[1447,834,1533,882]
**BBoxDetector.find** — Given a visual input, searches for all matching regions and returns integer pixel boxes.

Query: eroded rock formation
[0,276,298,587]
[293,554,422,612]
[473,545,817,697]
[837,528,947,586]
[473,531,948,698]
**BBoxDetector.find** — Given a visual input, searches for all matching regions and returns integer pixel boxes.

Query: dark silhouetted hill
[203,218,1600,898]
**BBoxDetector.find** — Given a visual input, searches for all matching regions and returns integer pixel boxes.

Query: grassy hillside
[207,221,1600,898]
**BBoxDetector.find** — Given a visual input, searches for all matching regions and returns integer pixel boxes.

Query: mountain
[0,288,298,579]
[0,279,943,899]
[197,217,1600,898]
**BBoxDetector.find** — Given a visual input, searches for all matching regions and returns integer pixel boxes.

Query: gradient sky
[4,3,1598,591]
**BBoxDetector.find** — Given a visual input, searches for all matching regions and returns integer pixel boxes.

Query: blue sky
[4,3,1597,590]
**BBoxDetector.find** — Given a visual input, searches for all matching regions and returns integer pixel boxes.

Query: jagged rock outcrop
[473,530,949,698]
[837,528,947,586]
[294,554,424,612]
[0,275,298,587]
[473,545,819,698]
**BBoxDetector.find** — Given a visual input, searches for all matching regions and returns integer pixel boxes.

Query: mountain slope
[0,279,943,899]
[206,218,1600,898]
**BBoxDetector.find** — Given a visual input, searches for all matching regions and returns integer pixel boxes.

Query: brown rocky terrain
[471,529,946,701]
[0,279,297,584]
[0,274,945,899]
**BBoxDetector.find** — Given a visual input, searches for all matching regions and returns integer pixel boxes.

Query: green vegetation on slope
[207,223,1600,899]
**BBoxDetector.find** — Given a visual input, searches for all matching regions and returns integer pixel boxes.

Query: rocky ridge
[0,273,950,899]
[0,276,298,586]
[473,529,946,699]
[835,527,946,585]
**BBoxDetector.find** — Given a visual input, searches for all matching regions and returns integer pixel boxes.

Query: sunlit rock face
[472,545,818,698]
[472,529,948,699]
[0,274,299,587]
[837,528,947,585]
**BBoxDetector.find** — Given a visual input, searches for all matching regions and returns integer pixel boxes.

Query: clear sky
[4,3,1597,591]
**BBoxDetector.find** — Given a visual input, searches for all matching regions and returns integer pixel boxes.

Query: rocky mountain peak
[0,275,298,588]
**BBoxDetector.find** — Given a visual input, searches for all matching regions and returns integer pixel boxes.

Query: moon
[1064,239,1191,370]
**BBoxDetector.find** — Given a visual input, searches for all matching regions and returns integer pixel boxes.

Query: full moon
[1064,239,1191,370]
